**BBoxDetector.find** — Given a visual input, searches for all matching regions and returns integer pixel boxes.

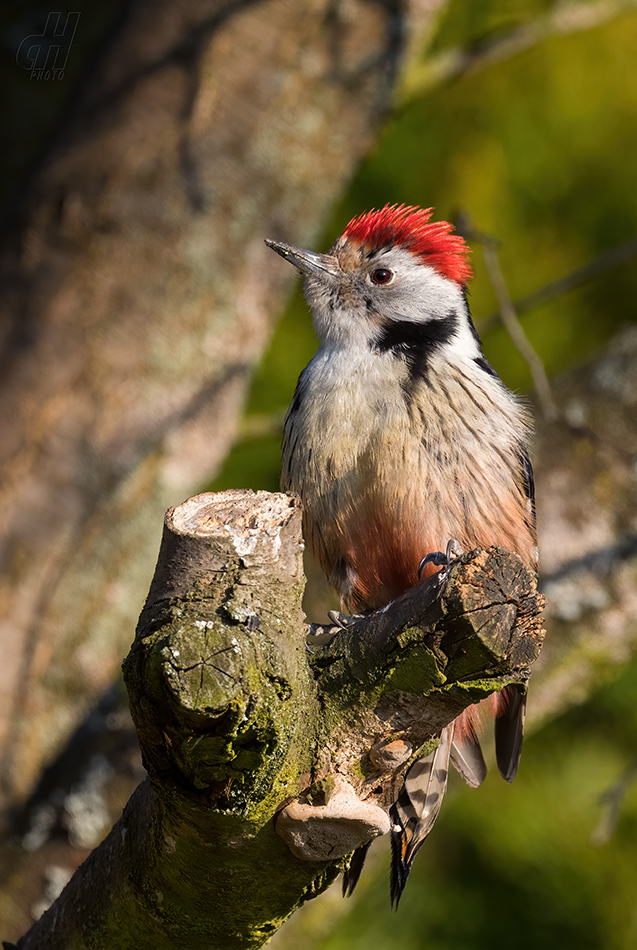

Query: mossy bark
[14,490,544,950]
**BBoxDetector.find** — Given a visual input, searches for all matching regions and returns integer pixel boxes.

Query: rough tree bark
[0,0,449,814]
[532,325,637,723]
[11,489,544,950]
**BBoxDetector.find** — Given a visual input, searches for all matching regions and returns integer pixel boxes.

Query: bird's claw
[418,551,446,575]
[327,609,363,628]
[418,539,464,579]
[306,610,364,648]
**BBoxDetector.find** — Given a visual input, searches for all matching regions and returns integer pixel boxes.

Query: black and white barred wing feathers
[389,723,453,906]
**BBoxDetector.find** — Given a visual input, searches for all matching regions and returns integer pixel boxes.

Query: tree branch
[456,217,557,422]
[401,0,637,103]
[480,235,637,331]
[13,491,544,950]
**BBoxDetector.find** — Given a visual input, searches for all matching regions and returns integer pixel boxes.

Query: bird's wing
[389,723,453,906]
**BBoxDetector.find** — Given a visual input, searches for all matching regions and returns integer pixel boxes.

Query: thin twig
[482,241,557,421]
[459,218,558,422]
[481,236,637,332]
[592,756,637,845]
[401,0,637,103]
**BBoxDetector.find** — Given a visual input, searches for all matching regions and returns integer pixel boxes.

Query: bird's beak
[265,239,339,278]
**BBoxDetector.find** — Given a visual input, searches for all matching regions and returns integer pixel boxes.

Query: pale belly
[282,350,536,610]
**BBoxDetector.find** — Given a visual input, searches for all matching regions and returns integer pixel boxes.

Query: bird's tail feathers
[494,683,526,782]
[349,687,525,905]
[342,841,372,897]
[450,728,487,788]
[450,686,525,785]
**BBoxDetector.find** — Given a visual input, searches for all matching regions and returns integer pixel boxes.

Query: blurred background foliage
[213,1,637,947]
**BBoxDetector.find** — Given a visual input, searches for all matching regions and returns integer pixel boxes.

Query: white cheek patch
[442,316,480,362]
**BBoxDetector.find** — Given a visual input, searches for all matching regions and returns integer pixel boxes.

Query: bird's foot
[306,610,364,647]
[418,538,464,579]
[327,609,364,628]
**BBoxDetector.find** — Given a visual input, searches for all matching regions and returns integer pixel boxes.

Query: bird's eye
[370,268,393,285]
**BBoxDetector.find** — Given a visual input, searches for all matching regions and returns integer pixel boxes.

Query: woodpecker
[266,204,537,905]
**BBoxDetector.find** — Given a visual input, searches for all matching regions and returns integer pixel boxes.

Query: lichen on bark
[15,489,544,950]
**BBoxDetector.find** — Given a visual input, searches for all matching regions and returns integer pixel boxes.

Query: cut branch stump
[15,490,544,950]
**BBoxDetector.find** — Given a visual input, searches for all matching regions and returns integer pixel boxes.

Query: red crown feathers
[343,204,473,286]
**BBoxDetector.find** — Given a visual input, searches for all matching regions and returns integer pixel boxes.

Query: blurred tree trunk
[0,0,447,816]
[532,325,637,723]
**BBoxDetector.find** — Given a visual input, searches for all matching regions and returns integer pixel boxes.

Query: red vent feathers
[343,204,473,285]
